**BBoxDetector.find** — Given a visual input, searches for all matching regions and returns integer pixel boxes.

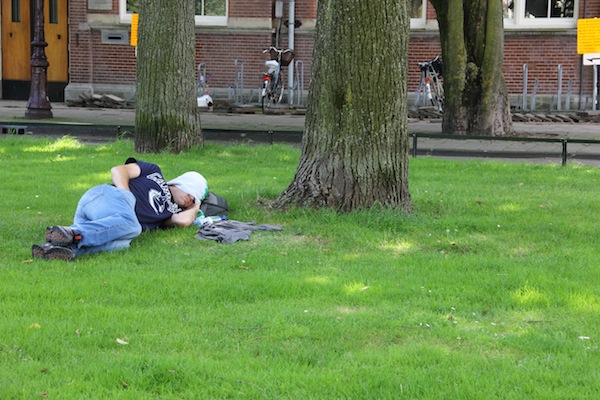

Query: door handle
[57,34,61,40]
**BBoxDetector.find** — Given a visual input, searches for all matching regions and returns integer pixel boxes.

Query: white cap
[167,172,208,204]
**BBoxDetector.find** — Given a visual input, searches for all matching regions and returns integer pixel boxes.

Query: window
[120,0,227,26]
[49,0,59,24]
[410,0,427,29]
[11,0,20,22]
[503,0,577,29]
[411,0,423,18]
[524,0,574,18]
[196,0,226,16]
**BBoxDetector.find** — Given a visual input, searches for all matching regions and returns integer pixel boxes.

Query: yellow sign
[130,13,139,47]
[577,18,600,54]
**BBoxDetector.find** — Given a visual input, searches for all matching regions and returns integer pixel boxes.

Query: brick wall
[195,35,314,97]
[503,34,592,98]
[196,32,272,93]
[407,34,442,92]
[406,33,594,100]
[68,0,315,95]
[90,32,138,84]
[580,1,600,16]
[67,0,90,83]
[290,0,318,19]
[407,1,600,103]
[229,0,271,17]
[65,0,600,104]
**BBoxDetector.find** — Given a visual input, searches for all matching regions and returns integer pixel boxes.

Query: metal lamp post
[25,0,53,119]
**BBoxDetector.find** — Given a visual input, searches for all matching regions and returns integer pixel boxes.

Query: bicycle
[261,46,294,111]
[415,55,444,113]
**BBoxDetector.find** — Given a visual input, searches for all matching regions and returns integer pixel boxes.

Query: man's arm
[111,163,142,190]
[162,202,200,228]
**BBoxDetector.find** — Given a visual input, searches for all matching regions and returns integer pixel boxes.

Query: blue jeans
[70,184,142,255]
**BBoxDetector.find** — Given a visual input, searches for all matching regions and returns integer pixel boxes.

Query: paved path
[2,100,600,165]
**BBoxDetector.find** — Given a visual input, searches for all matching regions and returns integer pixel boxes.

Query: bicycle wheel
[430,75,444,113]
[262,81,274,112]
[274,73,285,104]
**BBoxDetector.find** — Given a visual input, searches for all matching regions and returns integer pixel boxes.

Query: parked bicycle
[261,46,294,111]
[416,55,444,113]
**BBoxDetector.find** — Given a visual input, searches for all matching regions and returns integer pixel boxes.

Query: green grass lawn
[1,136,599,399]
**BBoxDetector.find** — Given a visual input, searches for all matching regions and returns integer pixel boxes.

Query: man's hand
[111,163,141,190]
[163,202,200,228]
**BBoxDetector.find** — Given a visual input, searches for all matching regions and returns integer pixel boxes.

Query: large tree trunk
[135,0,202,153]
[273,0,412,212]
[430,0,514,136]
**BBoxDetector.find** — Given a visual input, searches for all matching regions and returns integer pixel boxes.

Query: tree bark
[273,0,412,212]
[430,0,514,136]
[135,0,202,153]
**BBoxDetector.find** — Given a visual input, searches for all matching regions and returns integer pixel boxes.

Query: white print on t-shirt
[147,172,169,193]
[148,188,167,215]
[146,172,182,215]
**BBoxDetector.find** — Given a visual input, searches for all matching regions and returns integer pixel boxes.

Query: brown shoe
[45,226,82,246]
[32,243,76,261]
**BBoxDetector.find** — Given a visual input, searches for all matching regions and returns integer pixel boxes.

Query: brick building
[1,0,598,110]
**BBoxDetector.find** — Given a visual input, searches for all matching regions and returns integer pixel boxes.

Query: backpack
[200,192,229,216]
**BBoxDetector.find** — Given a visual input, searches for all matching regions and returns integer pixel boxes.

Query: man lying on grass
[32,158,208,261]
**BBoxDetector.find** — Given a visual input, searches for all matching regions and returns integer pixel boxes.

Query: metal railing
[411,133,600,166]
[3,121,600,166]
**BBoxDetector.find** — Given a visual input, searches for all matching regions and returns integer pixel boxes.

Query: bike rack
[293,59,305,107]
[531,78,538,111]
[232,59,245,105]
[593,65,598,111]
[553,64,572,111]
[415,74,425,108]
[566,76,573,111]
[518,76,538,112]
[522,63,578,112]
[197,63,208,96]
[522,64,528,111]
[557,64,563,111]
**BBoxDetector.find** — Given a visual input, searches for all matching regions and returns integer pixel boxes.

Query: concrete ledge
[65,83,136,102]
[64,84,94,102]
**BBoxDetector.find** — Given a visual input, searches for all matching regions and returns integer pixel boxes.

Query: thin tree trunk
[135,0,202,153]
[273,0,412,212]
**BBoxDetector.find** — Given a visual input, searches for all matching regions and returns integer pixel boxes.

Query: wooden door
[1,0,68,100]
[44,0,68,82]
[1,0,31,82]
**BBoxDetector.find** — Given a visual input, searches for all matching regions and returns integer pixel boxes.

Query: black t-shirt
[125,158,182,231]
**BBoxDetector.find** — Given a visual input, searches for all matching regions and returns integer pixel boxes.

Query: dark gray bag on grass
[200,192,229,216]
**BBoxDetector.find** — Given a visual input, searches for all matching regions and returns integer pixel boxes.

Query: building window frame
[118,0,228,26]
[410,0,427,29]
[503,0,578,30]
